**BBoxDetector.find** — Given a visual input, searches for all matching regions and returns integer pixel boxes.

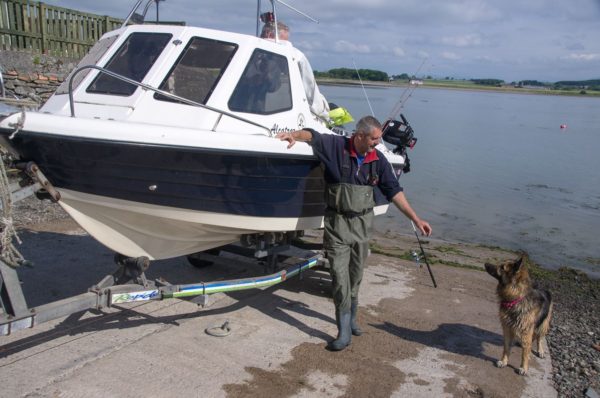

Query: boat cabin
[42,24,329,136]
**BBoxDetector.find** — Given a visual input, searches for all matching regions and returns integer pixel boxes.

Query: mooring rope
[0,151,25,267]
[8,110,25,139]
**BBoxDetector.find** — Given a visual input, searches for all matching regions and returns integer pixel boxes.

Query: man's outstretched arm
[391,191,432,236]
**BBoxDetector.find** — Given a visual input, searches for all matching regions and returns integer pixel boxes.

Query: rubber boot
[350,299,363,336]
[327,310,352,351]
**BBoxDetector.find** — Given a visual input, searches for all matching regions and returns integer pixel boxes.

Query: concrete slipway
[0,220,556,397]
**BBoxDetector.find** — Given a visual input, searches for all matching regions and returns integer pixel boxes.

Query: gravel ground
[532,266,600,398]
[5,196,600,397]
[11,196,71,228]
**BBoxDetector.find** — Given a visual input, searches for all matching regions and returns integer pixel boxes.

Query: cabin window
[228,49,292,114]
[155,37,237,104]
[55,35,119,95]
[86,32,172,96]
[297,55,316,106]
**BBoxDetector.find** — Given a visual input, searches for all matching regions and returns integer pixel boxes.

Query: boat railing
[122,0,159,27]
[0,66,5,98]
[67,65,273,135]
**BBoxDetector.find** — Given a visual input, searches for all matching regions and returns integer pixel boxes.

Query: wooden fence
[0,0,122,58]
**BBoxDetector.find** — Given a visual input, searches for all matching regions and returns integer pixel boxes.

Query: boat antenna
[388,57,428,120]
[274,0,318,23]
[122,0,163,27]
[353,59,375,117]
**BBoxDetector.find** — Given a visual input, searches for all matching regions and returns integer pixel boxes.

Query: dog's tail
[535,290,553,333]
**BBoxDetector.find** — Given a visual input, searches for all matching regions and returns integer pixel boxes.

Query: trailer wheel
[187,248,221,268]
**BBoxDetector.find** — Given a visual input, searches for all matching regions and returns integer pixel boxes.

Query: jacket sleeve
[377,154,403,201]
[304,129,339,165]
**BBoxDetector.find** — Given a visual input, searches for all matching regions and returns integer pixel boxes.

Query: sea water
[321,85,600,277]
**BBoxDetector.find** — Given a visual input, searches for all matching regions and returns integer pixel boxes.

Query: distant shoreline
[316,78,600,98]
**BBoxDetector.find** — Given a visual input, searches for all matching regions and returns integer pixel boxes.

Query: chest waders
[324,151,376,351]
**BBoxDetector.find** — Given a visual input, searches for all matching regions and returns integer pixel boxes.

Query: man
[260,21,289,40]
[277,116,432,351]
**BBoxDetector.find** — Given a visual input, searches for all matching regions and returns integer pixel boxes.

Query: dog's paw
[535,351,545,359]
[495,360,506,368]
[516,367,528,376]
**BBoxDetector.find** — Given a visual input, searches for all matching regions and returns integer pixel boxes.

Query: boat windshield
[55,35,120,95]
[86,32,172,96]
[155,37,238,105]
[228,49,292,115]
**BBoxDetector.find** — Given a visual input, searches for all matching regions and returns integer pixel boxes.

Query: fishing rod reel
[382,114,417,173]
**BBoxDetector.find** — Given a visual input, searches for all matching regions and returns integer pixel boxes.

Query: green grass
[370,244,415,261]
[317,78,600,98]
[432,245,466,255]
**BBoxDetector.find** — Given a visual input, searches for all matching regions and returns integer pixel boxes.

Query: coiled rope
[0,151,24,267]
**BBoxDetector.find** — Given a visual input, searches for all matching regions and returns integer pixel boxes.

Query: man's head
[353,116,383,155]
[260,21,289,40]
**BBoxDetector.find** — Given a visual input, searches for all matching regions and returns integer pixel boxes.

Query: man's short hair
[355,116,382,136]
[260,21,289,38]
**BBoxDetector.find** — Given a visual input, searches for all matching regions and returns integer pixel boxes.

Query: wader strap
[341,146,378,185]
[368,161,378,185]
[341,149,351,183]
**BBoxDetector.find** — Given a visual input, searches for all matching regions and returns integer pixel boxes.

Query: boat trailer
[0,162,326,336]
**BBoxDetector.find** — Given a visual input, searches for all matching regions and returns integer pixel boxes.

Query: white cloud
[417,51,430,59]
[443,1,503,23]
[561,53,600,61]
[295,40,325,51]
[441,34,483,47]
[333,40,371,54]
[393,47,406,57]
[441,51,461,60]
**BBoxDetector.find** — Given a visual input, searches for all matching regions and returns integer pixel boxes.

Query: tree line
[314,68,389,81]
[471,78,600,91]
[314,67,600,91]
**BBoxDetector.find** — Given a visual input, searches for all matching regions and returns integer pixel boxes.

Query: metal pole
[0,68,5,98]
[256,0,261,37]
[271,0,278,42]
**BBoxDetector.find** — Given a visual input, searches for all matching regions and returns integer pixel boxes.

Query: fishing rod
[388,57,428,120]
[411,221,437,288]
[352,59,375,117]
[381,57,430,169]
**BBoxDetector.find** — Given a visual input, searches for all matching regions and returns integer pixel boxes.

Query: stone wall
[1,50,80,104]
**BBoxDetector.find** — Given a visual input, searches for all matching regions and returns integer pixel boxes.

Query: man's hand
[414,219,432,237]
[276,129,313,149]
[276,131,296,149]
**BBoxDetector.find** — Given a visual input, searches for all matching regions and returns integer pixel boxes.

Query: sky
[43,0,600,82]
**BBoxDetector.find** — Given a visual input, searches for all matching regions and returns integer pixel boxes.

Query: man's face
[354,128,382,154]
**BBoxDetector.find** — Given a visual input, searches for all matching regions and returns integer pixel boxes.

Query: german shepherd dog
[485,256,553,375]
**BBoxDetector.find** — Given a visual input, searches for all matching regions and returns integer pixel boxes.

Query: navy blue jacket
[308,130,402,202]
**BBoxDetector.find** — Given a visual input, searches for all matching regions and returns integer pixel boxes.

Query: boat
[0,1,409,261]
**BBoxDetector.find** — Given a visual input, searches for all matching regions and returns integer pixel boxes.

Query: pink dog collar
[501,296,525,309]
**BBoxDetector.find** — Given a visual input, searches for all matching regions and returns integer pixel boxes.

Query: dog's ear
[484,263,500,280]
[513,256,524,272]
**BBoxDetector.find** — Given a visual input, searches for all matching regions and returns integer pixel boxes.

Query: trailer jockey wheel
[187,248,221,268]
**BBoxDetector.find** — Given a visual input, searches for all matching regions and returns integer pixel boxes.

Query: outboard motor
[382,114,416,173]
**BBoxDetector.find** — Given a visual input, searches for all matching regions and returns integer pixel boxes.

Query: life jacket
[327,106,354,127]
